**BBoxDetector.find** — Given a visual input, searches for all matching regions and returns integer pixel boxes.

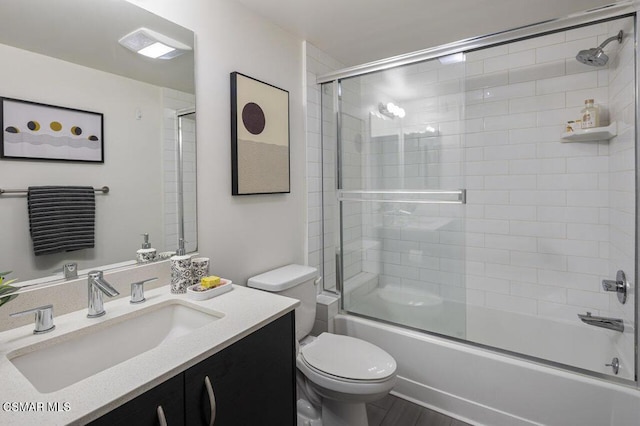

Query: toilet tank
[247,264,318,341]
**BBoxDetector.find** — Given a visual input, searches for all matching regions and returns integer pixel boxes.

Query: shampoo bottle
[581,99,599,129]
[136,233,157,263]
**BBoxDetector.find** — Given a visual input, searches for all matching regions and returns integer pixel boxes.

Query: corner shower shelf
[561,122,616,142]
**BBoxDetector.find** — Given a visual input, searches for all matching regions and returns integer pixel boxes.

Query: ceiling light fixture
[118,28,192,60]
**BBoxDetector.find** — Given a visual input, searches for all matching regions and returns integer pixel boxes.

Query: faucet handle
[602,270,629,304]
[10,304,55,334]
[130,277,157,304]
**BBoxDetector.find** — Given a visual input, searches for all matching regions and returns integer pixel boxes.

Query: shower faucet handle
[601,270,628,304]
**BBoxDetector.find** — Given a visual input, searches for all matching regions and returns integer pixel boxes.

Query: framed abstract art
[1,97,103,163]
[230,72,290,195]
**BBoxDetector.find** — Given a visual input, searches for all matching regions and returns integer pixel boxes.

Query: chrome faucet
[87,271,120,318]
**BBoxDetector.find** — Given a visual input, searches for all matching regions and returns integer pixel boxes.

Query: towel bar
[0,186,109,196]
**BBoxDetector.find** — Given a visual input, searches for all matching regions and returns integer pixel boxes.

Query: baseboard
[391,376,541,426]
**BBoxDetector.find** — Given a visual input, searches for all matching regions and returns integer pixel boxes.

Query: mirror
[0,0,196,283]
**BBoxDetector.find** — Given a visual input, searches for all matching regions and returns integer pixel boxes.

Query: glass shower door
[323,15,636,381]
[334,57,468,339]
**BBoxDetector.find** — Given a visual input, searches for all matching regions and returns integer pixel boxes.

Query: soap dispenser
[136,233,157,264]
[170,238,191,294]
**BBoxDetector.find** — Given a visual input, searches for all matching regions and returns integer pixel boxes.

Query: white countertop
[0,284,299,425]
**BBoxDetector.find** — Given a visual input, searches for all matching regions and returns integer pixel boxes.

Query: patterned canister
[191,257,210,285]
[170,254,192,294]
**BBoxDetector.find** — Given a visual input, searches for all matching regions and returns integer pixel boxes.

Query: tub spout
[577,312,624,332]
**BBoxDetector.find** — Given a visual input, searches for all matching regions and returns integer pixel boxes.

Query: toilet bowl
[248,264,397,426]
[298,333,396,401]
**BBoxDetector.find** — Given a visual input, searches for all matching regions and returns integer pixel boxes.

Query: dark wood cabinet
[88,373,184,426]
[185,312,296,426]
[89,311,295,426]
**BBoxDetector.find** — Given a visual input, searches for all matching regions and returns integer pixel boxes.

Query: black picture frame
[0,96,104,163]
[230,72,290,195]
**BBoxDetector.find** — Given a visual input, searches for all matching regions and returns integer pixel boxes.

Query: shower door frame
[176,108,196,248]
[318,1,640,388]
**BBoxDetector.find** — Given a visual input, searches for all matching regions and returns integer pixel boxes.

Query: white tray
[187,279,233,301]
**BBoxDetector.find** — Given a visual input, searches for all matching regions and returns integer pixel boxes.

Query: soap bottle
[136,233,157,263]
[170,238,191,294]
[581,99,599,129]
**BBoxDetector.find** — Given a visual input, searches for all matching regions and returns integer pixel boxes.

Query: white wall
[128,0,307,285]
[0,43,165,281]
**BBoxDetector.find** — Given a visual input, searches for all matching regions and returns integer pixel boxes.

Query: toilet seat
[298,356,391,384]
[297,333,397,398]
[300,333,396,381]
[300,333,396,382]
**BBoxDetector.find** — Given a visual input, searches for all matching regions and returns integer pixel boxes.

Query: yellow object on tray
[201,275,222,289]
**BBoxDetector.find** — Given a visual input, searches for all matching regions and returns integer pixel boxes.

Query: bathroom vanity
[0,284,298,425]
[89,313,294,426]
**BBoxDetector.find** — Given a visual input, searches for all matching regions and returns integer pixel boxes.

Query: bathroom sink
[8,301,222,393]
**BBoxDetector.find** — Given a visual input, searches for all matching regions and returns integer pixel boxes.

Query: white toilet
[248,264,397,426]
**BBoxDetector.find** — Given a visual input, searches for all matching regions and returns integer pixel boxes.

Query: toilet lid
[300,333,396,381]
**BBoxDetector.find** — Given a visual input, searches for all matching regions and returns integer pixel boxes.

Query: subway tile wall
[460,19,635,337]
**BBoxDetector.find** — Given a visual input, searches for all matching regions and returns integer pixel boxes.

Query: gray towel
[27,186,95,256]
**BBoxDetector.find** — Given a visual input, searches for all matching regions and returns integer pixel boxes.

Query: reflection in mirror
[0,0,196,284]
[176,110,198,251]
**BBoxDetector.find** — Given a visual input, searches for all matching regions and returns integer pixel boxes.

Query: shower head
[576,30,623,66]
[576,47,609,66]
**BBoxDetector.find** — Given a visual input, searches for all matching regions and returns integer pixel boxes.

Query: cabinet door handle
[157,405,168,426]
[204,375,216,426]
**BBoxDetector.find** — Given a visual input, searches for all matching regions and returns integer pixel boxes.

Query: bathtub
[334,314,640,426]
